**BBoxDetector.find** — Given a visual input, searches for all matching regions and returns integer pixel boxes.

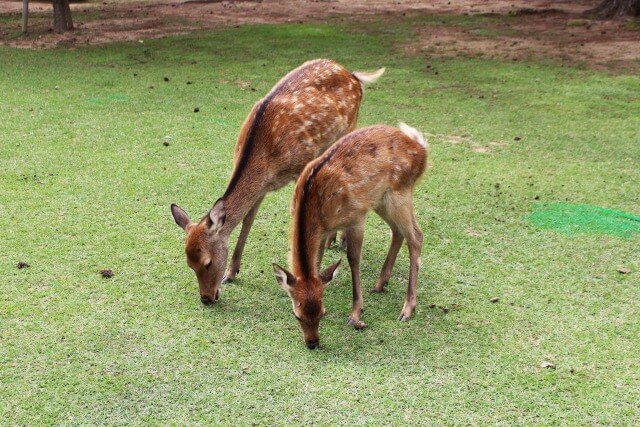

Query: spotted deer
[273,123,428,349]
[171,59,384,305]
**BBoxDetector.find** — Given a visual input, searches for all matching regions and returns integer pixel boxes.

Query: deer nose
[306,340,319,350]
[200,288,220,305]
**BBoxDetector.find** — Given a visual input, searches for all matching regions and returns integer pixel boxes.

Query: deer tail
[352,67,386,85]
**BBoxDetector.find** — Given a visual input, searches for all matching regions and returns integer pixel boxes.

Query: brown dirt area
[1,0,639,72]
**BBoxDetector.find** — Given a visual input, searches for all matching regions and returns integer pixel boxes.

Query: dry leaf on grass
[100,269,114,278]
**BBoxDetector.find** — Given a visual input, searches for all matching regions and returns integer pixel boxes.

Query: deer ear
[171,204,192,231]
[208,199,226,230]
[273,263,296,293]
[319,259,341,286]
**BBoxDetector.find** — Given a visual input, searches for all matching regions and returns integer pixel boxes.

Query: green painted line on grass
[528,202,640,237]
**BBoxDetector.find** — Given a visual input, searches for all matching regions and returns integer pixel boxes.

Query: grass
[1,18,639,426]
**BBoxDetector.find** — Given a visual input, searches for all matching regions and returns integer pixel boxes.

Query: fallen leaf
[540,361,556,369]
[100,269,113,278]
[617,267,631,274]
[489,296,500,303]
[17,261,30,269]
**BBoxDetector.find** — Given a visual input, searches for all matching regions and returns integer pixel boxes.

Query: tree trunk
[52,0,73,33]
[588,0,640,18]
[22,0,29,33]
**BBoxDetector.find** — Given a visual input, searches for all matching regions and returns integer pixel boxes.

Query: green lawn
[1,19,639,426]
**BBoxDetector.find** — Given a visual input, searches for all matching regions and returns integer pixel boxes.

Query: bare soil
[1,0,639,72]
[409,4,640,72]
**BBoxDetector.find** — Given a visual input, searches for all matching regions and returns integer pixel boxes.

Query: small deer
[273,123,428,349]
[171,59,384,305]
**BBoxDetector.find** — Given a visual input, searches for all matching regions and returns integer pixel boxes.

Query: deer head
[171,201,229,305]
[272,260,340,349]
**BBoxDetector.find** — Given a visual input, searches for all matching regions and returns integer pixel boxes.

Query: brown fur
[172,59,383,303]
[275,124,427,348]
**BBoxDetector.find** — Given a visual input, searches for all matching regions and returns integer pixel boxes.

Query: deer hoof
[370,282,387,293]
[347,318,367,329]
[398,314,411,322]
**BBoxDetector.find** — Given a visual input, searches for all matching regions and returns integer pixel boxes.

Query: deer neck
[217,165,269,235]
[291,199,323,280]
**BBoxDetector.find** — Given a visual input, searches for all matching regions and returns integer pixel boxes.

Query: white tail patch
[398,122,428,149]
[353,67,386,85]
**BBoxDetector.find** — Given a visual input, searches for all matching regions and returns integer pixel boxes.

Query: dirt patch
[410,7,640,72]
[1,0,639,72]
[440,134,514,154]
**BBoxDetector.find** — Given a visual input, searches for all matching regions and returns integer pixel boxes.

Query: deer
[273,123,428,349]
[170,59,385,305]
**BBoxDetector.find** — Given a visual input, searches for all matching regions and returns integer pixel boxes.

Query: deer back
[224,59,365,200]
[292,124,427,233]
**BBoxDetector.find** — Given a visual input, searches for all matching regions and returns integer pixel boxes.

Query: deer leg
[398,212,423,321]
[324,231,338,249]
[345,224,367,329]
[339,231,347,250]
[325,230,348,249]
[222,196,264,283]
[385,192,423,321]
[371,223,404,293]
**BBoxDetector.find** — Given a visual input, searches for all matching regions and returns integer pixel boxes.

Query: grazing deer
[171,59,384,305]
[273,123,428,349]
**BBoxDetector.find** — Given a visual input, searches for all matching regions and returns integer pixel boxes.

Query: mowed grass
[1,19,639,426]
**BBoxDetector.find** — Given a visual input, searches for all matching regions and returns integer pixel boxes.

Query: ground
[1,0,640,72]
[1,2,639,426]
